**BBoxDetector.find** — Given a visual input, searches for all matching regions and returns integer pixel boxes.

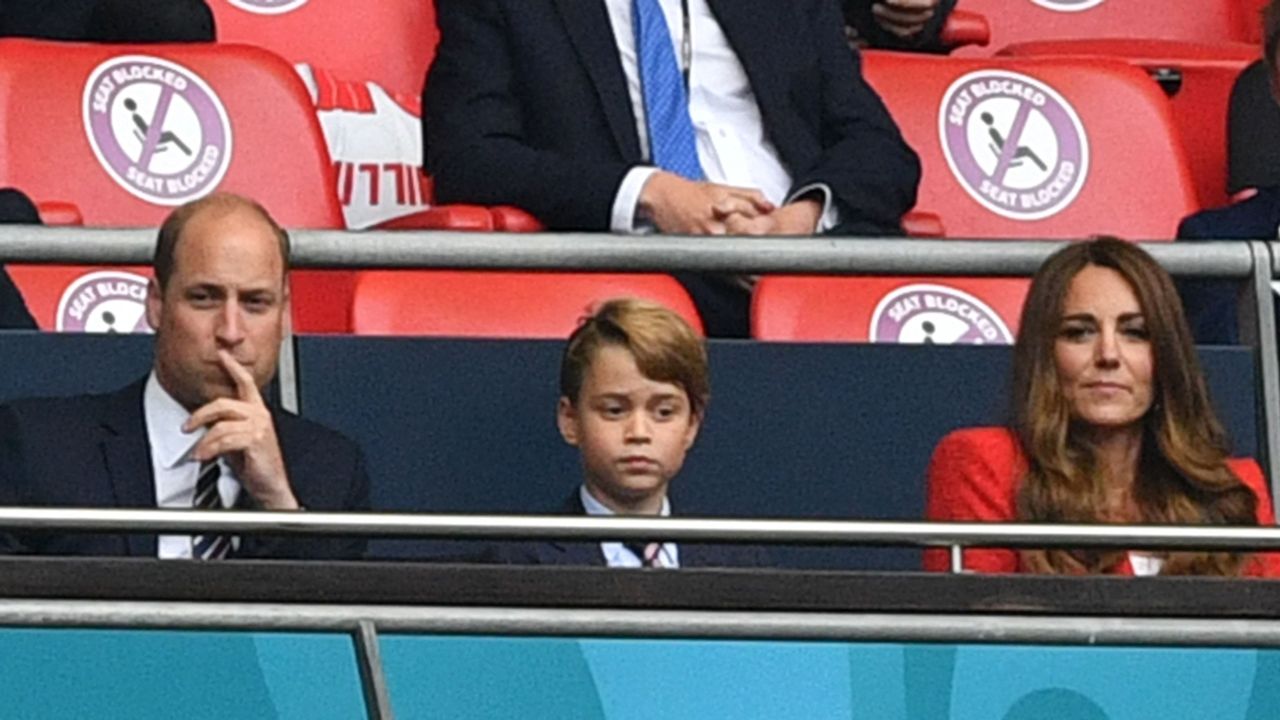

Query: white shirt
[1129,553,1163,576]
[602,0,837,233]
[579,485,679,568]
[144,372,241,559]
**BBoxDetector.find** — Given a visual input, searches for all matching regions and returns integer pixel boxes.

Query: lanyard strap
[680,0,691,91]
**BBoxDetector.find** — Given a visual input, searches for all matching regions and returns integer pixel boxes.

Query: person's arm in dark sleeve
[0,267,36,330]
[792,0,921,235]
[422,0,633,230]
[0,405,36,553]
[844,0,957,53]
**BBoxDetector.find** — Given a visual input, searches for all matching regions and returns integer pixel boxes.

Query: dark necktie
[191,460,231,560]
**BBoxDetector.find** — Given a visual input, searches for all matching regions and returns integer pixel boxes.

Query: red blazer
[923,427,1280,577]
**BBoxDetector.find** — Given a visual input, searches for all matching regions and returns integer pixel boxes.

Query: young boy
[496,297,765,568]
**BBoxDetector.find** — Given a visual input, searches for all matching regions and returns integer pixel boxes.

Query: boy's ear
[683,409,702,450]
[557,396,580,446]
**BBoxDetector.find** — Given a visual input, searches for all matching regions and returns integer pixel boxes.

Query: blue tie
[633,0,704,180]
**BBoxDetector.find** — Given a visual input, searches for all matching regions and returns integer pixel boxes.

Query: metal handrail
[0,226,1258,276]
[5,507,1280,551]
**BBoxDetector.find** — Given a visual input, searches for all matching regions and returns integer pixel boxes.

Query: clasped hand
[640,172,821,236]
[871,0,940,39]
[183,350,299,510]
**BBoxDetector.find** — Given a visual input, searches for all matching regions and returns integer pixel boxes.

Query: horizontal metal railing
[6,601,1280,647]
[0,226,1259,276]
[6,507,1280,552]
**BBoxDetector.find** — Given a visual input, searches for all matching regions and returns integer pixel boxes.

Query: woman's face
[1053,265,1155,430]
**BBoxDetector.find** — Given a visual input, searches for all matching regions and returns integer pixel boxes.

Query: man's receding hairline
[164,198,288,283]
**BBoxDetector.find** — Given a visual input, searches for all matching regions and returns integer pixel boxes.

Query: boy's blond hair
[560,298,709,417]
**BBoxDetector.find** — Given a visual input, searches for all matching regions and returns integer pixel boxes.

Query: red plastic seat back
[752,276,1029,343]
[351,271,705,338]
[6,265,155,333]
[952,0,1253,56]
[1000,40,1260,209]
[0,39,340,228]
[0,39,350,332]
[861,52,1196,239]
[207,0,437,98]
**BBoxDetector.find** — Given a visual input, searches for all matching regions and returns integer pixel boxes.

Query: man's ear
[145,277,163,331]
[557,396,580,446]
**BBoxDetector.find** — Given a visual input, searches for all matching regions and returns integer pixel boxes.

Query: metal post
[1249,242,1280,500]
[354,620,394,720]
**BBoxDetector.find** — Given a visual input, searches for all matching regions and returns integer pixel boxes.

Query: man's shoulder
[1178,188,1280,240]
[1,385,133,435]
[272,409,364,458]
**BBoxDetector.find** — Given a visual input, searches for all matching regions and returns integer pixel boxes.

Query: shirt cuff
[611,166,662,233]
[786,183,840,233]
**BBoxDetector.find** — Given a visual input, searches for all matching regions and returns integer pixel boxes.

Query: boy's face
[558,344,701,515]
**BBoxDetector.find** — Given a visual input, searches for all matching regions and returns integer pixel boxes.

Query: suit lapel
[549,489,606,565]
[554,0,643,160]
[98,379,158,557]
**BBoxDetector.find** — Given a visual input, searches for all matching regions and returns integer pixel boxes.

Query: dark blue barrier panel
[379,634,1280,719]
[295,338,1260,569]
[0,331,153,403]
[0,628,367,719]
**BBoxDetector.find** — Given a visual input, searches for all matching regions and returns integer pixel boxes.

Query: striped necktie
[192,460,231,560]
[624,541,665,568]
[633,0,704,180]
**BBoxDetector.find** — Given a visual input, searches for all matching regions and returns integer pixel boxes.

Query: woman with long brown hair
[924,238,1280,576]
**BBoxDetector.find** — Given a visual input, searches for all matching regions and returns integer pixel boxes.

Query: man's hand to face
[185,349,298,510]
[871,0,938,38]
[639,171,776,234]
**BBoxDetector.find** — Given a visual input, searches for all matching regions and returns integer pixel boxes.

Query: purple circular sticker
[227,0,310,15]
[1029,0,1106,11]
[82,55,233,206]
[870,284,1013,345]
[56,271,154,334]
[938,70,1089,221]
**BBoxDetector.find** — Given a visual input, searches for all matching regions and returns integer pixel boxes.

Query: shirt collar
[143,371,205,469]
[579,485,671,517]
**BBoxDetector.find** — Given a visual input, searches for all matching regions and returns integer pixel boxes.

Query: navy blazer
[1175,187,1280,344]
[489,491,772,568]
[424,0,920,233]
[0,267,35,330]
[0,378,371,559]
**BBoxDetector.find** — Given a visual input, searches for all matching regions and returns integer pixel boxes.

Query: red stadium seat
[951,0,1254,57]
[752,275,1029,343]
[1239,0,1268,44]
[207,0,436,99]
[0,38,350,332]
[351,271,705,338]
[1001,39,1261,209]
[6,265,155,333]
[861,52,1197,240]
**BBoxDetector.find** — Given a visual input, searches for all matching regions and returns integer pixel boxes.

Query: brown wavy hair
[560,298,709,418]
[1011,238,1256,575]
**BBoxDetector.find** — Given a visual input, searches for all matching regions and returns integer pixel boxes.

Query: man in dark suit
[423,0,920,336]
[1175,0,1280,344]
[0,193,369,559]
